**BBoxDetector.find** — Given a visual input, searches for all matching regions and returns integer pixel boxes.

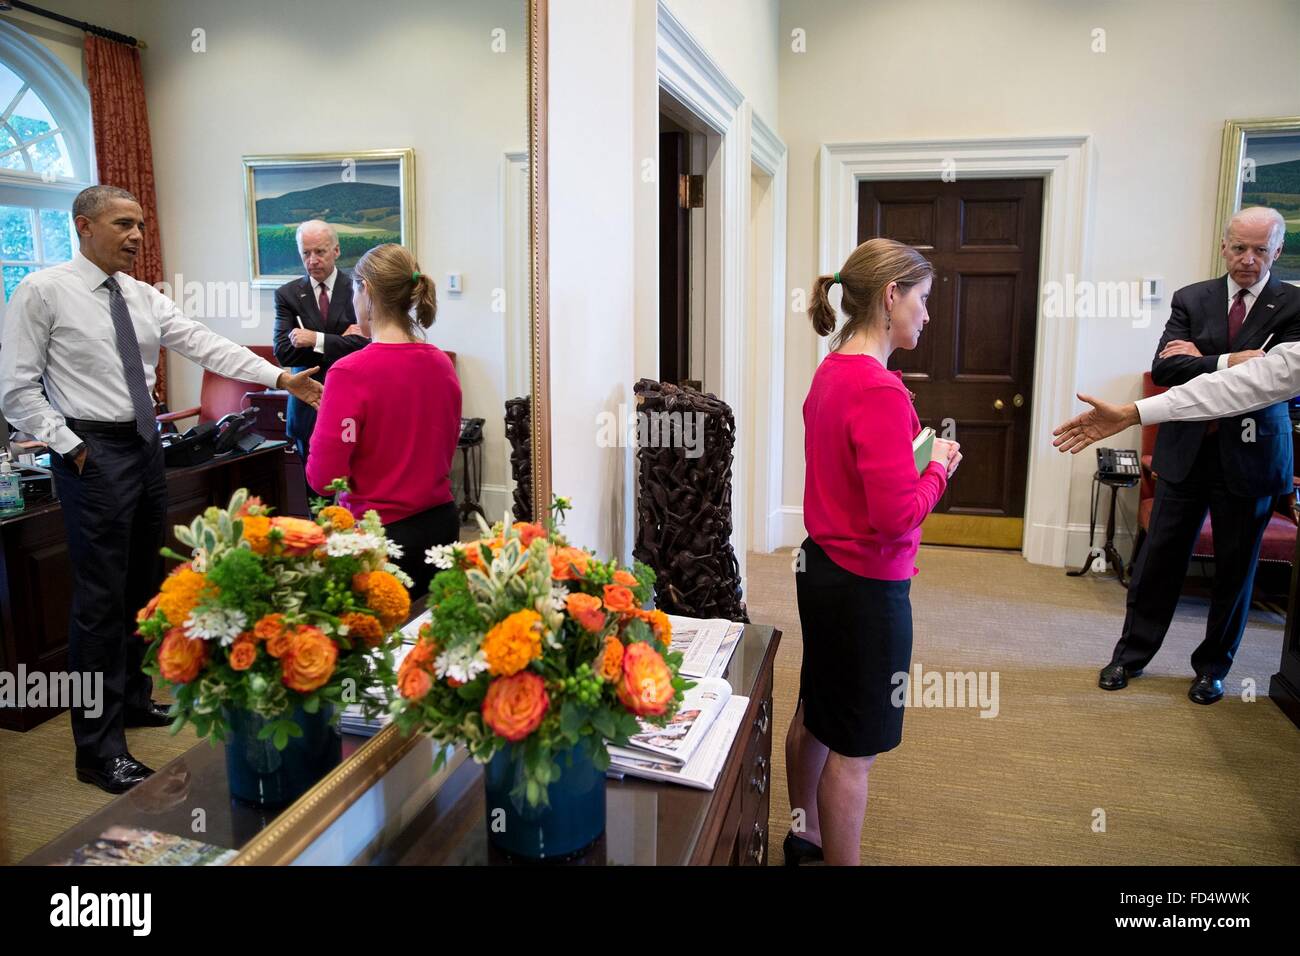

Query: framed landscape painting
[242,148,416,287]
[1213,117,1300,284]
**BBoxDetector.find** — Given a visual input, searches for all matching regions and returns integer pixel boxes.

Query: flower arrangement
[136,489,409,749]
[393,497,690,807]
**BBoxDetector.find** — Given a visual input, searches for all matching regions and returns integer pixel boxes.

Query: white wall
[777,0,1300,563]
[7,0,529,514]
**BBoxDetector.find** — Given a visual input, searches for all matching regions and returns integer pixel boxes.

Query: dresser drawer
[738,690,773,865]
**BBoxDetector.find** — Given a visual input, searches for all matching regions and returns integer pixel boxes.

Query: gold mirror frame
[231,0,550,865]
[1211,115,1300,276]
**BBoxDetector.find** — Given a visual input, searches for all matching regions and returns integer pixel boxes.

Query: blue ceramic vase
[223,704,342,809]
[483,743,606,861]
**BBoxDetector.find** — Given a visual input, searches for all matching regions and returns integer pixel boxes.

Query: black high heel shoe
[783,830,824,866]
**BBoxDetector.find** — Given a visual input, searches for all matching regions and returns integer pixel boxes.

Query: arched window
[0,19,93,307]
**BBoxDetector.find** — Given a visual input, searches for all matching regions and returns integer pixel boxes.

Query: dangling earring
[885,310,892,332]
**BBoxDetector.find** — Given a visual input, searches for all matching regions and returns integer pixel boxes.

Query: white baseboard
[768,506,806,552]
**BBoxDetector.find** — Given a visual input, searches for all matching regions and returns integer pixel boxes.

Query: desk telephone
[162,408,263,467]
[459,417,485,446]
[1096,447,1140,481]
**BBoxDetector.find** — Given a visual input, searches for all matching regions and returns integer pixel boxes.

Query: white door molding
[657,0,750,585]
[815,135,1094,566]
[749,109,788,553]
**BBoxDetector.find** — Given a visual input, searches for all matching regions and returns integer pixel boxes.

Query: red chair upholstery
[1136,372,1298,565]
[157,345,280,426]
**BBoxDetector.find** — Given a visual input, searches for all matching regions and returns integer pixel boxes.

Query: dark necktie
[318,282,330,322]
[103,277,156,443]
[1227,288,1248,345]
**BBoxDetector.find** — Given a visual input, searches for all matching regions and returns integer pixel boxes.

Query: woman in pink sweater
[307,244,461,594]
[783,238,961,867]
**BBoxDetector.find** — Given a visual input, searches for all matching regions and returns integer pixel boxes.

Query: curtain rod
[2,1,146,49]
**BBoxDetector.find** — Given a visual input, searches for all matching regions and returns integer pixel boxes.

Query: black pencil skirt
[794,536,913,757]
[385,500,460,596]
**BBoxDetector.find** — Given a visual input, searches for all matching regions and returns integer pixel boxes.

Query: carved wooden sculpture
[632,378,747,622]
[504,396,533,522]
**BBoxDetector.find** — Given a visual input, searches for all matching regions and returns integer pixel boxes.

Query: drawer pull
[277,411,286,424]
[755,698,770,735]
[749,755,768,795]
[748,821,766,864]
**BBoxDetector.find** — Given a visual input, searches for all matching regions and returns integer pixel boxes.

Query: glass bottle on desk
[0,452,23,516]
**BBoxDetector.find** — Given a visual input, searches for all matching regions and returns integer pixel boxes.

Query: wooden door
[858,178,1043,548]
[660,130,690,384]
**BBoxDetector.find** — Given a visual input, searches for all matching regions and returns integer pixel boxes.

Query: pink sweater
[803,353,948,580]
[306,342,462,525]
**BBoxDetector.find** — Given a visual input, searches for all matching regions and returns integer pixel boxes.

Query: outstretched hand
[1052,393,1140,455]
[279,367,323,409]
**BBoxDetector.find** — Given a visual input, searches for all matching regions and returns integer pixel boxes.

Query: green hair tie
[833,272,841,284]
[412,271,420,280]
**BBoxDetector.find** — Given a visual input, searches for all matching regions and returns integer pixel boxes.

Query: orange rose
[617,641,674,716]
[512,522,547,547]
[644,609,672,648]
[280,625,337,693]
[241,514,272,554]
[549,546,590,581]
[318,505,355,530]
[406,636,439,669]
[565,592,606,633]
[271,516,327,555]
[229,636,258,671]
[252,613,284,643]
[353,570,410,631]
[481,672,549,742]
[595,636,624,682]
[158,627,207,684]
[398,665,433,701]
[483,609,544,677]
[135,592,161,634]
[602,584,636,614]
[613,569,639,589]
[340,611,384,648]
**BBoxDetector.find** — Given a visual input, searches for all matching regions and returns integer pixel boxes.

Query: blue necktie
[103,277,156,443]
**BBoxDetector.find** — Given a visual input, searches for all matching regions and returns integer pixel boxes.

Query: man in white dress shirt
[0,185,322,793]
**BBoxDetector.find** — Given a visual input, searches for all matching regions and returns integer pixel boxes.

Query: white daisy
[386,538,405,559]
[184,607,248,646]
[426,544,457,569]
[434,645,489,684]
[324,531,385,557]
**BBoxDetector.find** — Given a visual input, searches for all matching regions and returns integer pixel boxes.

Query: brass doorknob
[993,398,1005,411]
[1013,393,1025,408]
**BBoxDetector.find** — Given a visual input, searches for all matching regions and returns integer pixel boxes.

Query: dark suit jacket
[1151,274,1300,497]
[272,269,368,445]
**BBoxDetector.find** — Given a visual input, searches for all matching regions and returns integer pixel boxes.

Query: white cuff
[1135,394,1171,426]
[314,331,325,353]
[1216,353,1228,372]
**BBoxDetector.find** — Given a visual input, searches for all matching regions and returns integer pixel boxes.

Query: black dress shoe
[1188,674,1224,705]
[76,754,155,794]
[1098,663,1142,691]
[125,701,174,728]
[783,830,824,866]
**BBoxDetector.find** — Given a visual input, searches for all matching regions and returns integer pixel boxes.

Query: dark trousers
[294,436,317,507]
[50,430,166,762]
[1112,434,1275,681]
[385,501,459,597]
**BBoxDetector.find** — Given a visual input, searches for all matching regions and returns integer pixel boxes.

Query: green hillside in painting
[1242,157,1300,281]
[255,182,401,275]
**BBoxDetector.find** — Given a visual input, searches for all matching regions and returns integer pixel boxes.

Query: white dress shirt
[1214,271,1270,370]
[311,268,338,353]
[1138,340,1300,425]
[0,251,282,454]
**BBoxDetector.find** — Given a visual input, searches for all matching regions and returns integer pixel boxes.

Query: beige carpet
[752,546,1300,866]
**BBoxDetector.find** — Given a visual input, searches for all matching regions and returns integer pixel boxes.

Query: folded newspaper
[607,692,749,790]
[668,615,745,678]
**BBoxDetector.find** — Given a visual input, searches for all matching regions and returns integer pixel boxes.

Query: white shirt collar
[1228,271,1270,300]
[313,268,338,295]
[72,249,116,291]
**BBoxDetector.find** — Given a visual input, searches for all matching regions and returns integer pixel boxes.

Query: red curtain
[83,35,168,404]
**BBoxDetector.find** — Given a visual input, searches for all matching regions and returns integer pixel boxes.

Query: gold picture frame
[241,147,417,288]
[1212,116,1300,283]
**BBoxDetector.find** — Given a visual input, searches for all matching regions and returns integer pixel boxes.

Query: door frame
[816,136,1093,567]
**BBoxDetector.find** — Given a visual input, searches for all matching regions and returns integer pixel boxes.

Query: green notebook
[913,427,936,475]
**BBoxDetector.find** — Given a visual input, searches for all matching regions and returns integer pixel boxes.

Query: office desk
[0,442,289,731]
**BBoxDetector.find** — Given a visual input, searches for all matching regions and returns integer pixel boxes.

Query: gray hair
[72,185,139,221]
[1225,206,1287,247]
[295,219,339,248]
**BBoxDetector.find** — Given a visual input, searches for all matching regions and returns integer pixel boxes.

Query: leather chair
[1133,371,1298,567]
[156,345,280,428]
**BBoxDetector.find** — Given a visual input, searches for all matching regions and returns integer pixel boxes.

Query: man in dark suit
[273,220,368,499]
[1100,206,1300,704]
